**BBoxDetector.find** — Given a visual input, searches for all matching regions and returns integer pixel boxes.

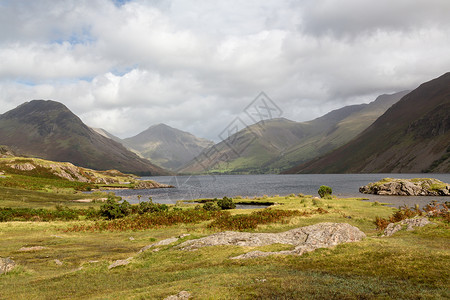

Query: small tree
[318,185,332,199]
[99,196,132,220]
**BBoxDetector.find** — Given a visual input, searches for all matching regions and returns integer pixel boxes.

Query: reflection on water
[111,174,450,208]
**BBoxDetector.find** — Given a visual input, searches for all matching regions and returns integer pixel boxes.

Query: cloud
[0,0,449,141]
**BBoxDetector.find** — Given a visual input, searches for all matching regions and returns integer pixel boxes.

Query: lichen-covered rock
[138,234,190,253]
[177,223,365,259]
[164,291,191,300]
[0,257,16,274]
[18,246,47,252]
[360,178,450,196]
[133,180,173,189]
[383,217,432,237]
[108,257,133,269]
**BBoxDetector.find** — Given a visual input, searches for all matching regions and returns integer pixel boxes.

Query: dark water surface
[112,174,450,208]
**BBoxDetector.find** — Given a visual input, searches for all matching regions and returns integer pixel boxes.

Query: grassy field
[1,188,449,299]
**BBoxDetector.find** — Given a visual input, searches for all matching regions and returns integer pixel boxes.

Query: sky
[0,0,449,142]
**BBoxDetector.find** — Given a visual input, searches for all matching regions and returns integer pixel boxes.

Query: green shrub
[65,209,225,232]
[203,201,220,211]
[217,197,236,210]
[99,197,131,220]
[133,198,168,214]
[318,185,332,198]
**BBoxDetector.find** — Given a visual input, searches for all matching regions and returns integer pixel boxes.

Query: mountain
[286,72,450,173]
[91,127,124,144]
[122,123,214,171]
[179,91,408,174]
[0,100,170,175]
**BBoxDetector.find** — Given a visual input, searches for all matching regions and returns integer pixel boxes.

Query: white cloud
[0,0,449,141]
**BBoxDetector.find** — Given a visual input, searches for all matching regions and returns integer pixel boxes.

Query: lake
[111,174,450,208]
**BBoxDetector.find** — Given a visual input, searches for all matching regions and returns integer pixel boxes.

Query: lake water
[111,174,450,208]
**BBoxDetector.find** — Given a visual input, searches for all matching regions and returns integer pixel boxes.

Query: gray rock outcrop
[360,178,450,196]
[0,257,16,274]
[139,234,190,253]
[383,217,432,237]
[164,291,191,300]
[177,223,365,259]
[108,257,133,269]
[18,246,47,252]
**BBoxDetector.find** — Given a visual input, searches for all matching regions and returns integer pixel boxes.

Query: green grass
[0,186,106,209]
[0,193,448,299]
[0,174,94,191]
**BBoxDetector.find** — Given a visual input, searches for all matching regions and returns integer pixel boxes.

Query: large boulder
[360,178,450,196]
[177,223,365,259]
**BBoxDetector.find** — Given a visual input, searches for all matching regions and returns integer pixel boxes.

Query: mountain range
[1,73,448,175]
[0,100,168,176]
[179,91,409,174]
[286,72,450,173]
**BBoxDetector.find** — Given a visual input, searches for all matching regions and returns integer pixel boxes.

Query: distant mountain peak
[123,123,214,171]
[0,100,169,175]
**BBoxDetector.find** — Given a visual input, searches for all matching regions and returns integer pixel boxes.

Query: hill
[179,91,407,174]
[286,72,450,173]
[0,100,170,175]
[123,123,214,171]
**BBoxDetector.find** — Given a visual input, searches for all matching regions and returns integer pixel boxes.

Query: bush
[99,197,132,220]
[203,201,221,211]
[374,201,449,230]
[65,209,225,232]
[318,185,332,198]
[217,197,236,210]
[133,198,168,214]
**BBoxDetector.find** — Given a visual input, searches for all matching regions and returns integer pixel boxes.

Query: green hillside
[287,72,450,173]
[180,91,407,174]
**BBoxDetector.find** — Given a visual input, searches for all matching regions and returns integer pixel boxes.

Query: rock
[54,259,63,266]
[177,223,365,259]
[108,257,133,269]
[133,180,174,189]
[0,257,16,274]
[164,291,191,300]
[18,246,47,252]
[360,178,450,196]
[138,235,189,253]
[7,163,36,171]
[383,217,432,237]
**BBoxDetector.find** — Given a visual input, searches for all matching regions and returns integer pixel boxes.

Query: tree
[217,197,236,210]
[318,185,332,199]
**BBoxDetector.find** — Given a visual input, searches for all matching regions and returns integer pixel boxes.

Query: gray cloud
[0,0,449,141]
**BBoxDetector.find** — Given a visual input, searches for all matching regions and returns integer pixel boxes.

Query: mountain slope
[123,123,214,171]
[91,127,124,144]
[287,72,450,173]
[0,100,169,175]
[179,91,407,174]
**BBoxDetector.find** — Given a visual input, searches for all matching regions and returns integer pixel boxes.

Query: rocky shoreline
[360,178,450,196]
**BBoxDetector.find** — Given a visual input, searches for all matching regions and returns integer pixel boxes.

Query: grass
[0,192,449,299]
[0,186,108,209]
